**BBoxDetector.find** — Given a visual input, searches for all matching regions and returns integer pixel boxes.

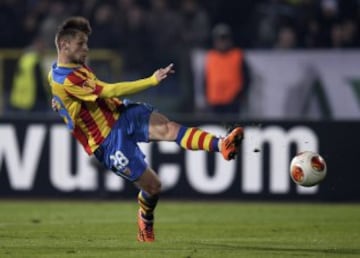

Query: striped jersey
[48,62,122,154]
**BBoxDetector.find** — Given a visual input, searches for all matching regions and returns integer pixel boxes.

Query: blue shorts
[94,100,154,182]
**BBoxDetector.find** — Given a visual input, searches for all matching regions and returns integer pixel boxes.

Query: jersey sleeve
[97,75,158,98]
[63,71,103,102]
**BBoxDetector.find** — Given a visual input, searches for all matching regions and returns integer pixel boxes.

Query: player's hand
[153,63,175,83]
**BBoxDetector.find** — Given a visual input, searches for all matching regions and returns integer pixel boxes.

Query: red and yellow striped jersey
[48,62,158,155]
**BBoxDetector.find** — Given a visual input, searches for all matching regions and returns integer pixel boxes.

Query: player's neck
[57,55,80,67]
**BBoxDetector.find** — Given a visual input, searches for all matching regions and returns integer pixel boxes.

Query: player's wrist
[149,74,159,86]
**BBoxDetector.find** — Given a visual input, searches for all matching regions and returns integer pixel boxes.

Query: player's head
[55,16,92,65]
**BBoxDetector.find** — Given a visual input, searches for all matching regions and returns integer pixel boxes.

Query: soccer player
[49,16,244,242]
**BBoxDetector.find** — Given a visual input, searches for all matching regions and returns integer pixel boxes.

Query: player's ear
[59,39,69,51]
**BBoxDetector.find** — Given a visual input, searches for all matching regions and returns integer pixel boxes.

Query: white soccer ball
[290,151,327,187]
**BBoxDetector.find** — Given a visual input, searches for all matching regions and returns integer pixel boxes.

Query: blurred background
[0,0,360,201]
[2,0,360,119]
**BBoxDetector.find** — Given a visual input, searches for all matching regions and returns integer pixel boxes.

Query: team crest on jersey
[123,168,131,177]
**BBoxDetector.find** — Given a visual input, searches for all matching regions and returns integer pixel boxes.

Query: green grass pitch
[0,200,359,258]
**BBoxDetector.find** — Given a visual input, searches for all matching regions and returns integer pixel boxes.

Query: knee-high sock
[175,126,219,152]
[138,190,159,223]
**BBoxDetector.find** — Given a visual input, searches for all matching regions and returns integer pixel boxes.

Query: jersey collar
[57,62,82,68]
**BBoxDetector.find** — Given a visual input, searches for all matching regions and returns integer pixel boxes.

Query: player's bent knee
[165,121,180,140]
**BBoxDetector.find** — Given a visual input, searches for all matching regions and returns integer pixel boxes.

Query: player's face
[65,32,89,65]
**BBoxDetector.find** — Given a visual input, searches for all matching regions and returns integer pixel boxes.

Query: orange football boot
[137,209,155,242]
[221,127,244,160]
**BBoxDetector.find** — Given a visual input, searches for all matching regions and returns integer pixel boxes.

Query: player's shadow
[194,242,360,256]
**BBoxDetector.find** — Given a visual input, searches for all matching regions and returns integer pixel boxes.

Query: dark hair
[55,16,92,49]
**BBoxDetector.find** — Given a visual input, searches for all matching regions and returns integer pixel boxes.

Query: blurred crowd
[1,0,360,115]
[2,0,360,50]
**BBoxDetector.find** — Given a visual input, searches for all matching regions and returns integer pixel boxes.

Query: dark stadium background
[1,0,360,201]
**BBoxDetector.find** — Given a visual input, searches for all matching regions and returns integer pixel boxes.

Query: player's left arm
[99,63,174,98]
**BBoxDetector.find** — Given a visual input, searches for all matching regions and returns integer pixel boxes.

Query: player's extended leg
[134,168,161,242]
[148,112,244,160]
